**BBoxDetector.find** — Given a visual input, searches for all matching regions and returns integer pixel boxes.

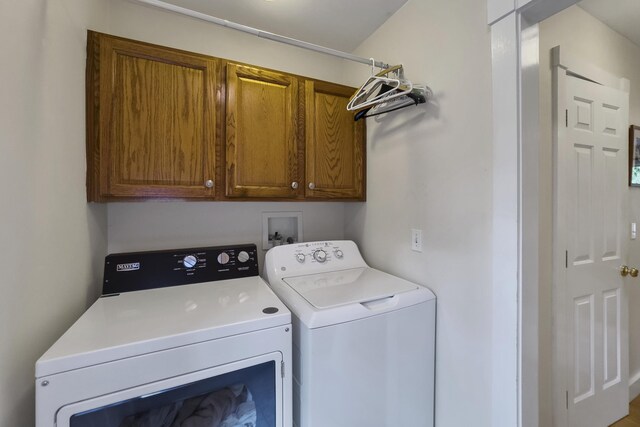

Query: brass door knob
[620,265,639,277]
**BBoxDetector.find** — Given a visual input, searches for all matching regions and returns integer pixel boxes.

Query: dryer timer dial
[217,252,230,265]
[182,255,198,269]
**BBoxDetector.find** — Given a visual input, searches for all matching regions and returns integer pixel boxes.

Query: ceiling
[159,0,409,52]
[579,0,640,47]
[154,1,640,56]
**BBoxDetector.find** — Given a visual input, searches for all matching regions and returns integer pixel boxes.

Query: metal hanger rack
[131,0,390,69]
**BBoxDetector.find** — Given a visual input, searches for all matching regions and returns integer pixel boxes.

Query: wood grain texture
[225,63,299,198]
[86,31,366,202]
[305,80,365,200]
[87,31,218,200]
[86,31,102,201]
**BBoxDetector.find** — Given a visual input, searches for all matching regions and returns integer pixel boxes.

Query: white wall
[0,1,108,425]
[105,0,349,85]
[539,5,640,425]
[343,1,495,426]
[108,202,345,269]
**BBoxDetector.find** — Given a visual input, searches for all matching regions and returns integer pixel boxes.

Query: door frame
[551,47,630,426]
[488,1,579,427]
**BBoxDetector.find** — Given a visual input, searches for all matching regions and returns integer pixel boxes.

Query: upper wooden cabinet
[225,64,300,198]
[86,31,219,201]
[86,32,365,202]
[305,80,365,199]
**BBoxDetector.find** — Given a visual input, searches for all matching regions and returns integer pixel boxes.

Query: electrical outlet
[411,229,422,252]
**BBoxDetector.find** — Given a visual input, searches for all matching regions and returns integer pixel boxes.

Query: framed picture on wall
[630,125,640,187]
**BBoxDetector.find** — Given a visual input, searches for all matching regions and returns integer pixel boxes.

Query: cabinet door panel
[225,64,299,198]
[305,81,365,199]
[118,57,203,186]
[88,32,218,200]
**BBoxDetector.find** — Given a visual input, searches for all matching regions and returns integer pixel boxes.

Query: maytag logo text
[117,262,140,272]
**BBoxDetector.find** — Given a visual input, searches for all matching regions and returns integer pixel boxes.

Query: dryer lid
[283,267,419,309]
[36,276,290,377]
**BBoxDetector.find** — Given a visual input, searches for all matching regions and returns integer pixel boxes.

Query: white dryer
[36,244,292,427]
[264,240,436,427]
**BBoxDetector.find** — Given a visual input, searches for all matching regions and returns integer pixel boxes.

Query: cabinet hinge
[565,250,568,268]
[565,109,568,127]
[281,361,285,378]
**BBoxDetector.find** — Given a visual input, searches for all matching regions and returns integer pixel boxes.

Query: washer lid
[283,267,419,309]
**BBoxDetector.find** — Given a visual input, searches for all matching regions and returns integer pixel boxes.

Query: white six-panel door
[559,73,629,427]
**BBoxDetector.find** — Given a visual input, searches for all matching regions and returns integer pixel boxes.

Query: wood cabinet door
[225,63,300,198]
[88,32,218,200]
[305,80,365,200]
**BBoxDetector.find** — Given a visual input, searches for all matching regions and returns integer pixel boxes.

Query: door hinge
[565,250,568,268]
[565,109,568,127]
[281,361,285,378]
[566,390,569,409]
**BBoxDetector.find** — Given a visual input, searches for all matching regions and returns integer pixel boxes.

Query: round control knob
[217,252,230,265]
[237,251,250,263]
[334,249,344,259]
[313,249,327,263]
[296,253,306,263]
[182,255,198,269]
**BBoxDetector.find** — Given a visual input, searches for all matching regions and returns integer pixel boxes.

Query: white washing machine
[263,240,436,427]
[36,244,292,427]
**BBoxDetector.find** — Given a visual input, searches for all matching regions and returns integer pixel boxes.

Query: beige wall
[104,0,349,84]
[107,202,346,270]
[539,5,640,425]
[0,1,108,425]
[344,0,494,425]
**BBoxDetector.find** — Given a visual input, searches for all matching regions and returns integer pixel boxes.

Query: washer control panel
[103,244,258,295]
[290,242,350,266]
[265,241,368,280]
[313,249,327,263]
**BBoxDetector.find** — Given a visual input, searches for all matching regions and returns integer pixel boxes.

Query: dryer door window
[55,354,282,427]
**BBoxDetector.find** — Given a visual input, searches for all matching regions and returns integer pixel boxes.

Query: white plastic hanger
[347,63,413,111]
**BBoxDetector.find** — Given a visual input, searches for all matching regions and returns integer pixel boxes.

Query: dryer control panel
[102,244,258,295]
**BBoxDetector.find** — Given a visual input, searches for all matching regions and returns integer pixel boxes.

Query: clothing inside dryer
[69,361,276,427]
